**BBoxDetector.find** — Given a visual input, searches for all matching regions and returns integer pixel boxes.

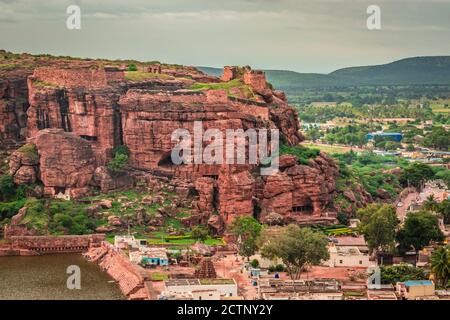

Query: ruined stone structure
[85,244,155,300]
[2,55,338,229]
[10,234,105,253]
[194,257,217,279]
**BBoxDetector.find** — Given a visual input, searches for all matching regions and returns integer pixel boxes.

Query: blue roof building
[366,132,403,142]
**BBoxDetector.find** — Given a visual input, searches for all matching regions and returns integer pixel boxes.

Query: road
[396,191,418,222]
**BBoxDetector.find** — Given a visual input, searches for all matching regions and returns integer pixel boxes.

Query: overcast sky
[1,0,450,73]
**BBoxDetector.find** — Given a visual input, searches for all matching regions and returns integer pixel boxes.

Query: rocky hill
[1,51,339,235]
[199,56,450,91]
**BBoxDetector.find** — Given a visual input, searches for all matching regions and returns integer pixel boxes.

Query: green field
[302,143,354,154]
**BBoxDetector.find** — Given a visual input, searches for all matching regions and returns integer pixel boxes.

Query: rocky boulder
[9,143,39,185]
[19,129,97,198]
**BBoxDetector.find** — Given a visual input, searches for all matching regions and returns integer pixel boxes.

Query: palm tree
[423,195,438,212]
[430,246,450,288]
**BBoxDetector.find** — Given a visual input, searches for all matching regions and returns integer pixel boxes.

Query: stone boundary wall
[32,67,124,89]
[85,243,153,300]
[230,99,269,120]
[243,70,267,92]
[10,234,105,254]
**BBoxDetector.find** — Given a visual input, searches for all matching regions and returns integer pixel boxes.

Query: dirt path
[397,191,418,222]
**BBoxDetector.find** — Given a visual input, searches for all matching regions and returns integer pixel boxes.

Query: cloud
[1,0,450,73]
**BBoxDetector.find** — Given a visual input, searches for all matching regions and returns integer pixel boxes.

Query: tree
[437,200,450,224]
[406,144,415,152]
[107,145,130,174]
[0,174,16,201]
[397,211,445,254]
[423,195,439,212]
[430,246,450,288]
[399,163,435,190]
[305,128,321,142]
[357,204,399,254]
[423,126,450,151]
[250,259,260,268]
[260,225,329,281]
[337,212,349,226]
[191,225,209,242]
[127,63,137,71]
[379,263,428,285]
[229,216,262,260]
[107,153,128,173]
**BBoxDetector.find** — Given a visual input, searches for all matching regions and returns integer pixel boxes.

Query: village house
[396,280,436,300]
[162,279,238,300]
[114,235,147,250]
[258,278,342,300]
[325,244,374,268]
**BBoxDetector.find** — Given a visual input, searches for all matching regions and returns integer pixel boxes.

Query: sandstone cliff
[2,51,338,230]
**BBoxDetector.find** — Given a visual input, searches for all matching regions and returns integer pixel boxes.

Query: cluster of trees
[323,124,370,147]
[229,216,329,281]
[359,203,449,287]
[430,246,450,288]
[399,162,435,190]
[357,204,445,256]
[423,126,450,151]
[297,101,437,124]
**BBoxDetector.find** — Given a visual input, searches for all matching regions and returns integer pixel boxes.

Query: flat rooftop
[165,279,236,287]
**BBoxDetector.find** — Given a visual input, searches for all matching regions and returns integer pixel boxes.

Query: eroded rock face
[9,144,39,185]
[189,152,339,227]
[4,60,338,229]
[28,129,96,198]
[0,76,30,148]
[92,166,135,192]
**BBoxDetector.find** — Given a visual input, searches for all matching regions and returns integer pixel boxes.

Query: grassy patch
[124,71,170,81]
[0,63,19,71]
[150,273,169,281]
[17,143,39,161]
[32,79,59,88]
[190,79,255,99]
[279,144,320,165]
[303,143,352,155]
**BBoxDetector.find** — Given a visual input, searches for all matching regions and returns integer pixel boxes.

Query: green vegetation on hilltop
[279,144,320,165]
[190,79,256,100]
[333,151,405,199]
[124,71,170,81]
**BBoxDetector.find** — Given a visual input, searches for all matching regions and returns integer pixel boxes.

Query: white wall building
[163,279,238,300]
[326,245,374,268]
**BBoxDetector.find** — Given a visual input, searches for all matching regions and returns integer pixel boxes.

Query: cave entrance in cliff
[293,202,313,214]
[80,135,98,142]
[158,152,176,167]
[188,188,199,197]
[253,200,261,220]
[203,175,218,181]
[54,187,66,195]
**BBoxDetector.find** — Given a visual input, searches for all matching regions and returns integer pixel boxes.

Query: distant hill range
[198,56,450,92]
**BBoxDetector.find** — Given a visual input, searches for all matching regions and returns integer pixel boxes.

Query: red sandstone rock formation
[3,54,338,229]
[20,129,96,198]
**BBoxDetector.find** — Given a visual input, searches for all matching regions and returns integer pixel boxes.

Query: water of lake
[0,254,124,300]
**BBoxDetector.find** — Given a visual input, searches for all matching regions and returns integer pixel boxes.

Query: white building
[326,245,374,268]
[163,279,238,300]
